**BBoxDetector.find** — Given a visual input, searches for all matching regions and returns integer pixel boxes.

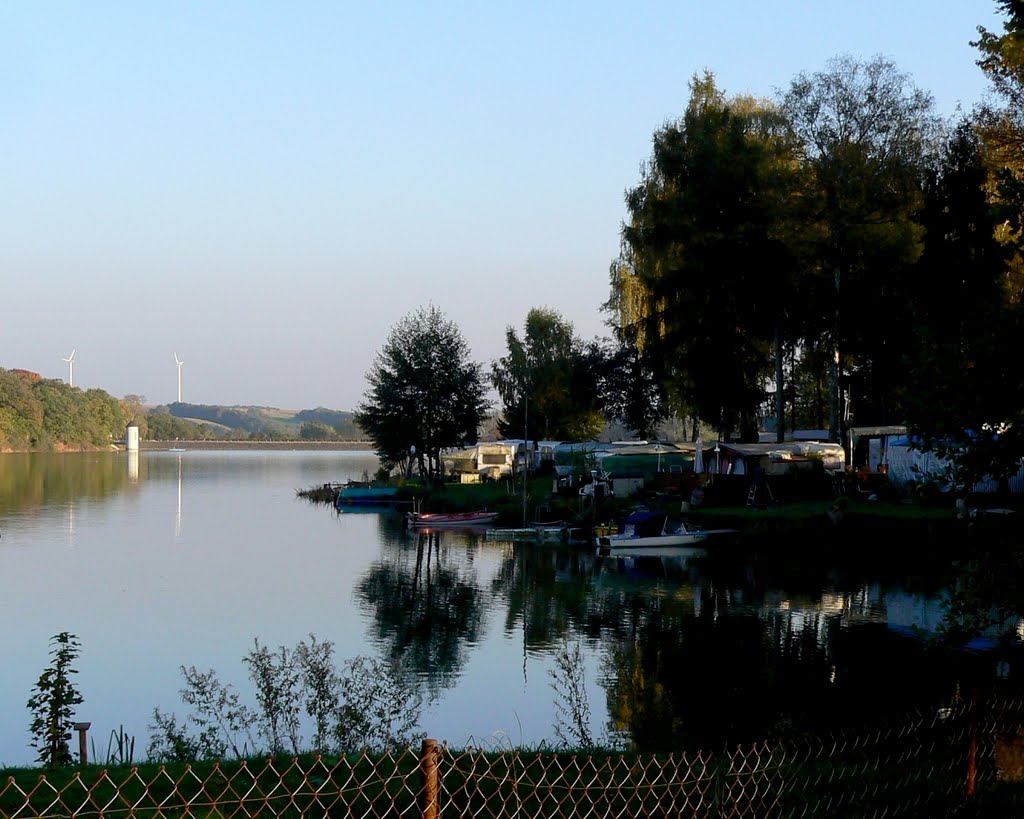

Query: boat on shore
[334,483,401,508]
[406,510,499,527]
[595,510,707,554]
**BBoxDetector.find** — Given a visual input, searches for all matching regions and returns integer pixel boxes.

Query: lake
[0,450,1000,765]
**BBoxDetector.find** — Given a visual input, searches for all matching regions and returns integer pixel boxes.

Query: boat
[334,484,401,508]
[595,511,708,554]
[406,511,499,527]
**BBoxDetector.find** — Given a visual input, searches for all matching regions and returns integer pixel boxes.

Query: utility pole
[522,393,528,527]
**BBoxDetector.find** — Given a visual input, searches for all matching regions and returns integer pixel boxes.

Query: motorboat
[595,511,707,554]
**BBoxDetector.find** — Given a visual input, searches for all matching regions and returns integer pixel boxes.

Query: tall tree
[781,55,938,440]
[491,308,605,441]
[974,0,1024,302]
[903,122,1019,484]
[356,305,489,478]
[611,73,800,442]
[597,334,667,440]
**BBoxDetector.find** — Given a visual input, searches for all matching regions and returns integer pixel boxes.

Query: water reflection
[491,542,602,653]
[0,452,139,518]
[356,530,488,697]
[587,546,1020,751]
[1,451,1021,763]
[175,453,182,539]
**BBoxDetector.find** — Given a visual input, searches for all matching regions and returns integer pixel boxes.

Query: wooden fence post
[420,739,439,819]
[74,722,91,766]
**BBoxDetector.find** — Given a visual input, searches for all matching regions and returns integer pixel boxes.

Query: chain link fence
[3,697,1021,818]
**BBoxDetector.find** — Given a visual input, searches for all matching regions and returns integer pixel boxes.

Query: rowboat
[406,511,499,527]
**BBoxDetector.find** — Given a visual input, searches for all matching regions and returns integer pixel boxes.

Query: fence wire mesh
[2,697,1021,819]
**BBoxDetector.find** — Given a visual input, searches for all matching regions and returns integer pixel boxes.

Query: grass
[691,496,955,522]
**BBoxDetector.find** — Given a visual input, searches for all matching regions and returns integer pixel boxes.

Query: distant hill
[166,403,361,440]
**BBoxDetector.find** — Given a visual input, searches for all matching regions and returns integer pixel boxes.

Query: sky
[1,1,1006,411]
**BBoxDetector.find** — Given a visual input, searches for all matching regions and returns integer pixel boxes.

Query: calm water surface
[0,450,975,765]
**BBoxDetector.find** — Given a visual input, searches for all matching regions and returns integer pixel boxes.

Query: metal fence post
[420,738,440,819]
[966,690,978,800]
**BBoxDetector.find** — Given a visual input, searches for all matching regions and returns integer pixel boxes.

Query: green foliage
[613,73,799,441]
[148,636,425,762]
[293,634,340,753]
[168,402,288,437]
[937,515,1024,649]
[0,370,127,450]
[782,55,937,433]
[299,420,334,440]
[356,305,490,478]
[149,666,255,761]
[597,336,667,440]
[549,641,595,749]
[0,374,363,447]
[0,369,43,447]
[492,308,606,441]
[145,408,222,441]
[244,639,302,755]
[333,655,425,752]
[974,1,1024,159]
[26,632,84,767]
[903,122,1024,485]
[294,407,360,438]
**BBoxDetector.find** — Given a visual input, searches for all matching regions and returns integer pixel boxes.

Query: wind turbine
[62,349,76,387]
[174,352,184,402]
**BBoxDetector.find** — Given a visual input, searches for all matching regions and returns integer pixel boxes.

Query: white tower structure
[62,349,76,387]
[174,352,184,402]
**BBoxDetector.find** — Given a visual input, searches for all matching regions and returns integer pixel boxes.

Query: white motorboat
[595,511,708,554]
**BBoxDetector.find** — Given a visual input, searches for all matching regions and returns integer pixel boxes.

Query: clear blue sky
[1,1,1004,411]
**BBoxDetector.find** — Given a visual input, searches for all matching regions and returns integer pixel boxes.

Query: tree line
[0,370,362,449]
[0,369,128,450]
[359,2,1024,487]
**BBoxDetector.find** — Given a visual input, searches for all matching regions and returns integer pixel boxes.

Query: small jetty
[485,523,591,545]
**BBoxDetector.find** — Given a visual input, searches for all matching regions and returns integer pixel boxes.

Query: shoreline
[0,441,376,453]
[139,440,374,451]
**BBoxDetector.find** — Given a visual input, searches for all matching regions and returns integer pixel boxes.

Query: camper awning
[849,426,908,437]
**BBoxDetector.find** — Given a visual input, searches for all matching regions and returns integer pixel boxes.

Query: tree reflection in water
[357,524,1023,754]
[595,549,1002,753]
[490,543,605,652]
[356,531,486,697]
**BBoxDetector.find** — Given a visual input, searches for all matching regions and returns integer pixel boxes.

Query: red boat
[406,511,499,527]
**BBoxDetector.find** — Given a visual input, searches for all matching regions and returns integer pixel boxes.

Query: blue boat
[334,484,401,507]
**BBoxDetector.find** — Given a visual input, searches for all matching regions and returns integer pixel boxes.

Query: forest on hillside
[0,368,360,450]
